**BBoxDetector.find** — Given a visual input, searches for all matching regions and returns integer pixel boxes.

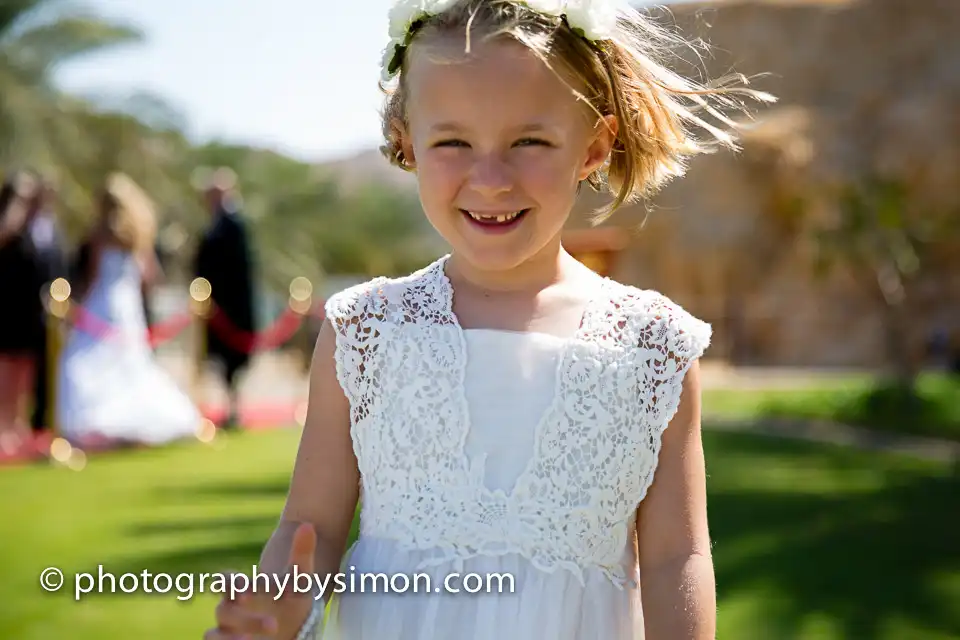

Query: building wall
[565,0,960,367]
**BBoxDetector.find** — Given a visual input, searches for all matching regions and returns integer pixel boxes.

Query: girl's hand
[204,523,319,639]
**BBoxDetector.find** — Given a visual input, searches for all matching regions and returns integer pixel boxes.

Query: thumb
[286,522,317,575]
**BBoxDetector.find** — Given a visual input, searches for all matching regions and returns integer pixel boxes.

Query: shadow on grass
[104,517,361,587]
[757,376,960,442]
[95,518,281,589]
[104,479,360,583]
[705,431,960,639]
[126,515,276,536]
[153,479,292,502]
[70,477,298,587]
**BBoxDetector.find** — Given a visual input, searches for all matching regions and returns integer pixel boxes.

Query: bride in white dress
[56,173,202,447]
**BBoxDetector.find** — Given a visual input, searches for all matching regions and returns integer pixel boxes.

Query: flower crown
[381,0,622,83]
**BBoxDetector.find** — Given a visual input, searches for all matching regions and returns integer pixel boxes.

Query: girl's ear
[391,118,417,169]
[579,114,618,181]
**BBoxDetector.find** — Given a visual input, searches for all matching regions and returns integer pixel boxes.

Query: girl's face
[398,36,616,274]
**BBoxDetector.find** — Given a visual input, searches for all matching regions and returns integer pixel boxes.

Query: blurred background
[0,0,957,638]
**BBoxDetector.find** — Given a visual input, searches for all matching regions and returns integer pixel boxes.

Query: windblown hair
[380,0,774,221]
[98,172,157,255]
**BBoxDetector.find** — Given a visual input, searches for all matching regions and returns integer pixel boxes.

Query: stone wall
[567,0,960,367]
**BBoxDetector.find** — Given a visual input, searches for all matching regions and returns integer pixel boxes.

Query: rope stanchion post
[45,278,86,471]
[45,278,71,440]
[289,277,313,427]
[189,278,213,412]
[289,276,313,316]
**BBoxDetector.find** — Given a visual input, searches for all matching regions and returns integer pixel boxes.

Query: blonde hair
[100,173,157,254]
[380,0,774,221]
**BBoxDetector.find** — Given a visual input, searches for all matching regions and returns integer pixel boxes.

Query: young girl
[207,1,769,638]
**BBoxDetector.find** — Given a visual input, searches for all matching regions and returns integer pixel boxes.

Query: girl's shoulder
[322,262,712,363]
[323,257,446,329]
[599,278,713,364]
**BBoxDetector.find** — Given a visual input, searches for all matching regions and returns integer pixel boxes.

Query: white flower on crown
[383,0,462,82]
[382,0,623,81]
[562,0,620,41]
[388,0,424,40]
[518,0,566,17]
[428,0,463,12]
[380,40,402,83]
[388,0,462,40]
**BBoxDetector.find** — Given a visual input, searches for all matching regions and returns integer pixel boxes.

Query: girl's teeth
[468,211,522,223]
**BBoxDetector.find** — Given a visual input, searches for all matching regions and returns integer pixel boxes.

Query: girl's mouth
[460,209,530,231]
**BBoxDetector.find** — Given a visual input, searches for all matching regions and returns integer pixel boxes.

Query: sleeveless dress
[56,247,202,446]
[317,255,711,640]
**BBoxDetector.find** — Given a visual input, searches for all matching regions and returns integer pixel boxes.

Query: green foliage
[808,175,959,391]
[814,177,913,284]
[1,1,439,303]
[0,0,143,171]
[811,174,955,300]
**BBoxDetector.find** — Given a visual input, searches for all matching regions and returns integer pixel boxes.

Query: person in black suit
[26,177,68,434]
[0,169,48,448]
[193,168,256,430]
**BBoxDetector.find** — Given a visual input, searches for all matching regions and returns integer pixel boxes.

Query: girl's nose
[468,156,513,198]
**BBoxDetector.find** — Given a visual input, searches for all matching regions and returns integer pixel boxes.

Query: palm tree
[0,0,142,178]
[0,1,208,255]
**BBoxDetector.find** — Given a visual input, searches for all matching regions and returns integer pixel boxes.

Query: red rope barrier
[66,305,193,347]
[62,299,321,354]
[204,304,307,354]
[68,305,115,340]
[148,315,194,348]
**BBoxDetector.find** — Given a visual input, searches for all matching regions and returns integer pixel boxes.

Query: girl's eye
[432,138,551,149]
[515,138,552,147]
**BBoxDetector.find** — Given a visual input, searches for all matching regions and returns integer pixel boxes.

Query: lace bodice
[324,255,711,588]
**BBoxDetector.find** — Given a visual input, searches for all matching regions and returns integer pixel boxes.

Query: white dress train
[56,247,202,445]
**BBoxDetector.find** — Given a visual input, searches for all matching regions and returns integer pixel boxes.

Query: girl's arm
[210,319,360,639]
[261,317,360,589]
[636,360,716,639]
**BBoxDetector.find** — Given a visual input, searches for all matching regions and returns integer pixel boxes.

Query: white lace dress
[316,255,711,640]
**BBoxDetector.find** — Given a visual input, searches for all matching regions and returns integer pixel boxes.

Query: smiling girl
[206,1,771,638]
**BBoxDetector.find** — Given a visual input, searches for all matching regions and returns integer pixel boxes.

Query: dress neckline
[434,253,610,344]
[462,328,569,344]
[432,253,611,500]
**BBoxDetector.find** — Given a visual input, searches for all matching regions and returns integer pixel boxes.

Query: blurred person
[0,169,46,453]
[193,167,256,431]
[72,231,164,351]
[26,176,68,434]
[55,173,201,447]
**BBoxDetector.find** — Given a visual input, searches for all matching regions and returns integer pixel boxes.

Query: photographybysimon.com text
[40,565,516,601]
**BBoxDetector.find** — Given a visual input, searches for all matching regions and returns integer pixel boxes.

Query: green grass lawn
[0,426,957,640]
[703,373,960,442]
